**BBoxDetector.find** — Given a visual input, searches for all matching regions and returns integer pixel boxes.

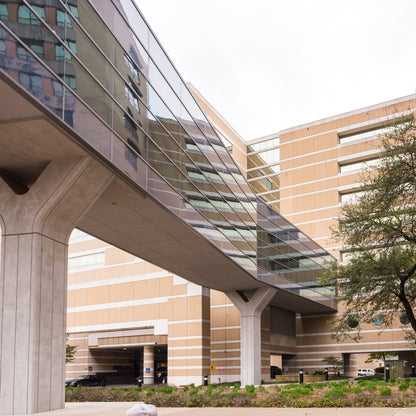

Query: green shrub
[312,370,325,375]
[322,388,347,399]
[399,382,410,391]
[182,385,189,392]
[146,388,155,397]
[352,386,362,394]
[364,383,378,392]
[379,387,392,396]
[287,387,312,399]
[156,386,176,394]
[245,385,256,395]
[284,383,300,389]
[189,388,199,395]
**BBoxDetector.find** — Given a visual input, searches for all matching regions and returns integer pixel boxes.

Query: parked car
[65,374,106,387]
[357,368,376,376]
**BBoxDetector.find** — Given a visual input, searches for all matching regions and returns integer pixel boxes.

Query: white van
[357,368,376,376]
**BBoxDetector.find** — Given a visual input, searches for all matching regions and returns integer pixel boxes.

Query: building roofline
[278,93,416,135]
[246,93,416,144]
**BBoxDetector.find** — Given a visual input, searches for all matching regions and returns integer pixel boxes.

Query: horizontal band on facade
[283,204,340,219]
[67,336,88,341]
[297,326,412,338]
[167,356,210,360]
[210,303,234,309]
[68,270,173,291]
[168,319,210,325]
[168,336,210,341]
[211,340,240,345]
[168,346,209,351]
[67,319,168,334]
[297,343,413,355]
[67,292,197,313]
[211,326,240,331]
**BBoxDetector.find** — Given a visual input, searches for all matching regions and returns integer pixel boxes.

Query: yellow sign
[210,364,216,372]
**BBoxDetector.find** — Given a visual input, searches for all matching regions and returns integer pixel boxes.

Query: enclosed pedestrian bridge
[0,1,336,414]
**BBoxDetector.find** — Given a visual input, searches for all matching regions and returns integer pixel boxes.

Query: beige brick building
[66,92,416,384]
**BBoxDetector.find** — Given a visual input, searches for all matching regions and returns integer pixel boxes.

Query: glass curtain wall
[0,0,334,303]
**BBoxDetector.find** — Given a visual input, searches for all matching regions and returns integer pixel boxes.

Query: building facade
[1,0,414,398]
[66,91,416,383]
[247,94,416,375]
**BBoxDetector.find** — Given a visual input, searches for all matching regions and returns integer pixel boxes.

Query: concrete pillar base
[226,287,277,387]
[0,158,113,415]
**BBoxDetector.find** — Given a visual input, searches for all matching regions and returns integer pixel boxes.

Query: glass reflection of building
[247,135,281,212]
[0,0,334,306]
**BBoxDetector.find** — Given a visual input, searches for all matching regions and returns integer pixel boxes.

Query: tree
[322,356,344,374]
[365,352,397,364]
[66,335,77,363]
[321,113,416,341]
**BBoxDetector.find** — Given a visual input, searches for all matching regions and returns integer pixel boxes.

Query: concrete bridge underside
[0,75,332,414]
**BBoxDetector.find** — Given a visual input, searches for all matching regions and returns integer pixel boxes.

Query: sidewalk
[18,403,416,416]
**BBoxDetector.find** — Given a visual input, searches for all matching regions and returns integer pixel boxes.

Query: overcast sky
[136,0,416,141]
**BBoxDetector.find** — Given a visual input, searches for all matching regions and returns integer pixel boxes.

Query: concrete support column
[0,158,113,415]
[143,345,154,385]
[226,287,277,386]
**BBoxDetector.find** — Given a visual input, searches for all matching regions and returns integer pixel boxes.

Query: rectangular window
[65,76,75,90]
[68,4,79,20]
[18,5,45,25]
[29,43,44,58]
[66,40,77,56]
[64,75,77,90]
[56,9,72,28]
[55,42,75,62]
[55,44,64,61]
[19,72,43,93]
[51,79,63,96]
[340,190,365,204]
[0,40,5,55]
[339,126,391,144]
[124,54,140,83]
[339,158,380,174]
[17,45,30,60]
[125,84,139,111]
[32,5,46,22]
[0,3,8,21]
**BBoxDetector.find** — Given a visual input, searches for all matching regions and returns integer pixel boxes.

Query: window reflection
[0,3,7,21]
[18,5,45,25]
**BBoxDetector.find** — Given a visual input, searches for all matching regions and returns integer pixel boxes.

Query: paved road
[17,402,416,416]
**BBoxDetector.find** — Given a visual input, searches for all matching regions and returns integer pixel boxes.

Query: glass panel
[117,0,149,49]
[0,39,5,55]
[0,3,8,21]
[32,5,46,22]
[56,9,72,28]
[18,4,43,25]
[68,4,79,20]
